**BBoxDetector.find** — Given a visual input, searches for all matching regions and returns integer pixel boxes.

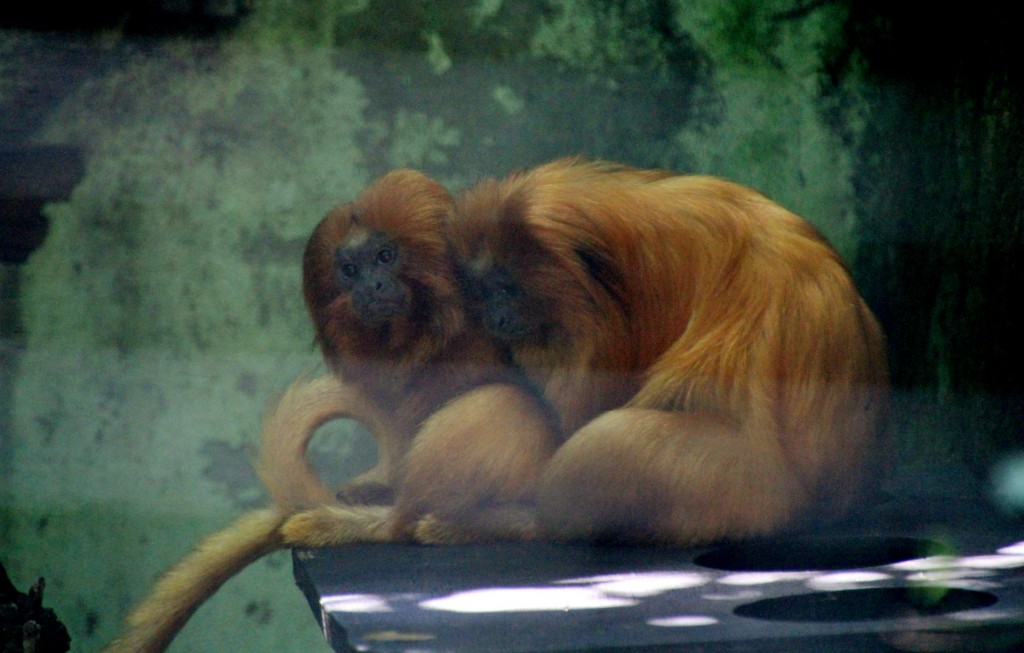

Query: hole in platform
[694,536,944,572]
[734,587,998,622]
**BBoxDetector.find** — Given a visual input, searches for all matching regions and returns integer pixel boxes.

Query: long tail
[103,508,284,653]
[256,374,396,511]
[103,375,386,652]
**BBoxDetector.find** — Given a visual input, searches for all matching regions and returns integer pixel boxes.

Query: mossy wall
[842,4,1024,467]
[1,1,1020,651]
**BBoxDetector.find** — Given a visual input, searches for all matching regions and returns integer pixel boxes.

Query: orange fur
[103,376,389,653]
[389,382,556,541]
[256,373,394,510]
[280,379,558,547]
[281,383,555,546]
[448,157,889,545]
[288,169,558,543]
[105,171,559,653]
[301,170,466,503]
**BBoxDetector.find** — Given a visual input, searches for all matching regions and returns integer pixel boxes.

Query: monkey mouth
[355,297,410,325]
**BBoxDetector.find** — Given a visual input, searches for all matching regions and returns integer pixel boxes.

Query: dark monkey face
[334,229,410,325]
[458,261,544,343]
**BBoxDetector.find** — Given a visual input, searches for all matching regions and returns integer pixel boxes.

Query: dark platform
[293,514,1024,652]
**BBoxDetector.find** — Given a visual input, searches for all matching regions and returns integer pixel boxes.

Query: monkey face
[333,229,410,325]
[303,169,463,366]
[449,184,606,351]
[458,260,544,343]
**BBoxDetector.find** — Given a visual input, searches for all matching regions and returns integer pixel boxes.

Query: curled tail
[104,375,396,652]
[103,509,284,653]
[257,374,398,511]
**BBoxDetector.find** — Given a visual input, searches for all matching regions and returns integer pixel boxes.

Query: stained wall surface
[1,2,1020,652]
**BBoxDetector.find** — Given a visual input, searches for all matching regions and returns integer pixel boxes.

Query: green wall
[2,1,1020,651]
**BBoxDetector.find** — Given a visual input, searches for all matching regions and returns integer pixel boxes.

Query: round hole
[694,536,946,572]
[734,587,998,622]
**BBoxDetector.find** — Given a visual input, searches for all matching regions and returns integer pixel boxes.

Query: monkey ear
[496,192,624,306]
[574,241,626,309]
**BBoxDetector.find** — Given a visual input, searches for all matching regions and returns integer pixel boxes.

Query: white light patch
[648,615,718,627]
[998,541,1024,555]
[806,571,891,590]
[561,572,709,597]
[951,608,1023,622]
[345,227,370,248]
[888,556,958,572]
[957,554,1024,569]
[905,568,996,583]
[717,571,815,586]
[420,587,638,613]
[322,594,393,613]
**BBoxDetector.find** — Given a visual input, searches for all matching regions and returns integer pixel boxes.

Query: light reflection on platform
[300,535,1024,652]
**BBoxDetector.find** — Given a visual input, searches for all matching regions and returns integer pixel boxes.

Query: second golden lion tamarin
[447,157,890,545]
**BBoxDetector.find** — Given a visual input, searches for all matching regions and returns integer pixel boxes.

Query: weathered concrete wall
[5,1,1019,651]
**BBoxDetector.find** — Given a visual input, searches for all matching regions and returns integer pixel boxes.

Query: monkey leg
[390,383,559,540]
[534,408,810,545]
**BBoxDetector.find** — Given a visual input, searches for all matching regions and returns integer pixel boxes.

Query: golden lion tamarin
[294,169,561,521]
[285,168,558,544]
[447,157,889,545]
[104,171,558,652]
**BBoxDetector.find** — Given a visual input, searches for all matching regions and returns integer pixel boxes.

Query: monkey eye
[339,262,359,278]
[375,247,396,265]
